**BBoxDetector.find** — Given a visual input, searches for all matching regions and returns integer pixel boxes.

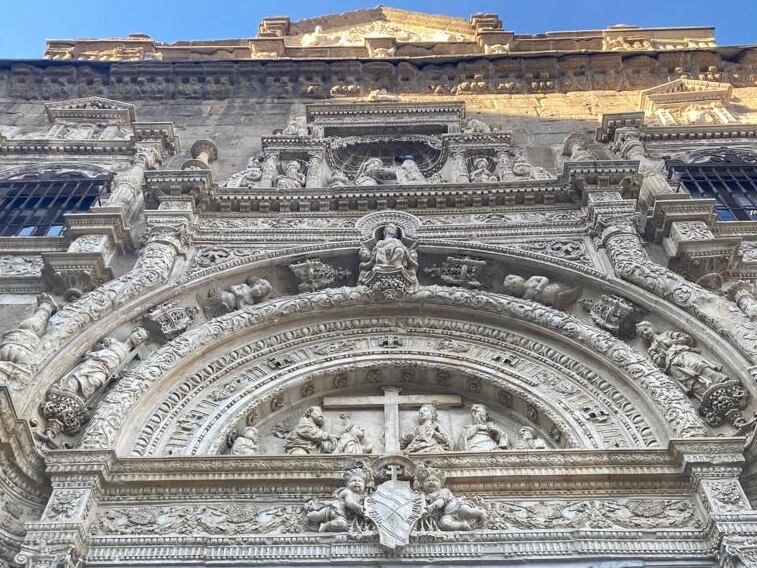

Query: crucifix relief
[323,387,462,453]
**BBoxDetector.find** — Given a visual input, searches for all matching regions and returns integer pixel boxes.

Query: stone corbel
[16,450,114,568]
[663,220,742,288]
[41,234,117,300]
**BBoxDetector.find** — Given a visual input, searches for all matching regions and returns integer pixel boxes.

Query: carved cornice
[3,47,756,101]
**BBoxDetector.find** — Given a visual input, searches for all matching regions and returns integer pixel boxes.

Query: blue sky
[0,0,754,59]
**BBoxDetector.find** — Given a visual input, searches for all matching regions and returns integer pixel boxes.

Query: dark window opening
[0,172,111,237]
[668,150,757,222]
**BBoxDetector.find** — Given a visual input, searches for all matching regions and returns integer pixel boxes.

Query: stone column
[15,451,114,568]
[305,154,322,188]
[181,139,218,170]
[450,149,469,183]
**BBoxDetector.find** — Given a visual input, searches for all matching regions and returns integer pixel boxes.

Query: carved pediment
[640,79,738,126]
[45,96,136,125]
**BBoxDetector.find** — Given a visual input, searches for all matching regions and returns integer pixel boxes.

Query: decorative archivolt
[127,316,662,457]
[78,284,707,455]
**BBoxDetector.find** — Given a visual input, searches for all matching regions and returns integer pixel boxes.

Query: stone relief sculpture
[413,464,487,531]
[514,426,548,449]
[274,160,306,189]
[503,274,580,310]
[39,327,148,440]
[580,294,645,338]
[334,423,372,454]
[306,464,372,532]
[0,293,57,369]
[358,223,419,299]
[354,157,396,186]
[237,156,264,187]
[142,300,198,341]
[396,156,426,185]
[289,258,351,293]
[469,157,499,183]
[285,406,337,455]
[280,116,307,137]
[636,321,750,426]
[726,281,757,320]
[201,277,272,318]
[461,404,509,451]
[327,169,350,187]
[400,403,453,453]
[424,255,487,288]
[229,426,259,456]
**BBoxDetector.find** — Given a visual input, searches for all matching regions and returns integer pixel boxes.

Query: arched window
[0,169,111,237]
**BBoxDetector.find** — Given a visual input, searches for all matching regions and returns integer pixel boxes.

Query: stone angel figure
[502,274,580,310]
[201,277,272,318]
[354,157,396,186]
[400,403,453,453]
[306,464,373,532]
[414,464,486,531]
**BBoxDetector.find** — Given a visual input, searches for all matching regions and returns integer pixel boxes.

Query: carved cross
[323,387,462,453]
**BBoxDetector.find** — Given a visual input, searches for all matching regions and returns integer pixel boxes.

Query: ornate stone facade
[1,7,757,568]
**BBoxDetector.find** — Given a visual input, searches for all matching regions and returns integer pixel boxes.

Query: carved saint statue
[306,466,371,532]
[56,328,148,401]
[502,274,579,310]
[461,404,509,451]
[281,116,306,136]
[414,464,486,531]
[400,403,453,453]
[285,406,337,455]
[359,223,418,278]
[469,157,498,183]
[334,423,372,454]
[354,157,395,186]
[636,321,731,401]
[396,156,426,185]
[230,426,259,456]
[241,156,264,187]
[275,161,306,189]
[40,327,149,440]
[514,426,548,450]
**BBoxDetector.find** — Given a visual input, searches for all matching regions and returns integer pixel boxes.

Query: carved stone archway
[78,285,707,456]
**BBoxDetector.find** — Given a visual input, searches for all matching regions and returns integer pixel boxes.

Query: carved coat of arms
[364,477,424,549]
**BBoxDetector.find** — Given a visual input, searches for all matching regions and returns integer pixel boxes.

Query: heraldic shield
[365,478,424,549]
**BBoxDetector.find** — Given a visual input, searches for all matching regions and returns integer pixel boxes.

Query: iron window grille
[0,172,111,237]
[668,150,757,222]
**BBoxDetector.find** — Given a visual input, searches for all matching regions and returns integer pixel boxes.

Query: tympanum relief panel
[124,316,663,458]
